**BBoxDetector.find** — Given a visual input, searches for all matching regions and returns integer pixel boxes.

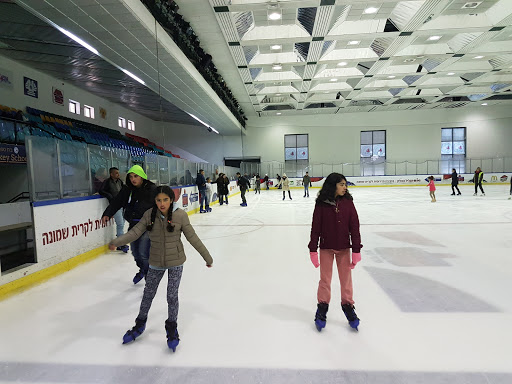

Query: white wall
[232,107,512,165]
[0,54,224,164]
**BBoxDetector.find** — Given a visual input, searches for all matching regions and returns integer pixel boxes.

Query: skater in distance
[109,186,213,352]
[308,173,362,332]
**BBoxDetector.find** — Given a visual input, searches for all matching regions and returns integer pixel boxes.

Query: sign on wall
[23,76,38,98]
[0,143,27,164]
[99,107,107,119]
[0,67,13,89]
[52,87,64,105]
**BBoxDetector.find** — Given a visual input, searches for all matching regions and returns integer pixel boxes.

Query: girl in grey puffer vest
[110,186,213,351]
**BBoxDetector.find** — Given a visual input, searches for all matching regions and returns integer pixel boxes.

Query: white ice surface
[1,184,511,380]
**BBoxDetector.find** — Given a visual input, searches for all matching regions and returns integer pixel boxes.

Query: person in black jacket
[101,165,157,284]
[450,168,461,196]
[236,172,250,206]
[196,169,208,213]
[99,167,127,250]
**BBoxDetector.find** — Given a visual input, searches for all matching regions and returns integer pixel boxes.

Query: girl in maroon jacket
[308,173,362,331]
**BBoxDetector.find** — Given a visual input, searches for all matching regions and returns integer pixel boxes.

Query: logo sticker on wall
[52,87,64,105]
[190,193,198,203]
[24,76,38,98]
[0,68,13,89]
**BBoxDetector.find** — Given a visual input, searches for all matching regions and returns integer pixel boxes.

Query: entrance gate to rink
[253,157,512,178]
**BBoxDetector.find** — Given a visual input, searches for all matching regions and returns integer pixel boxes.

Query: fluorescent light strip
[56,26,99,55]
[121,69,146,85]
[187,112,219,134]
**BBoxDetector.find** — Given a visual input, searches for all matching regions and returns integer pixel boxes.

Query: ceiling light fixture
[330,78,338,82]
[271,44,282,50]
[387,75,396,79]
[474,55,484,59]
[276,112,282,115]
[348,40,360,45]
[364,7,379,14]
[276,93,281,96]
[337,61,348,66]
[268,12,281,21]
[447,72,456,75]
[272,64,282,70]
[481,102,488,105]
[428,35,442,41]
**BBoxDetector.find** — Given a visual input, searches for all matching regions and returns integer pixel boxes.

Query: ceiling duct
[263,104,295,111]
[249,67,262,80]
[243,46,259,64]
[349,100,383,107]
[438,96,471,102]
[371,38,394,56]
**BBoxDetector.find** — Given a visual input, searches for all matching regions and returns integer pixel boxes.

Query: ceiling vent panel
[438,96,471,102]
[460,72,485,82]
[393,98,426,104]
[389,1,425,31]
[403,75,423,85]
[234,11,254,40]
[292,66,305,78]
[305,102,336,109]
[327,5,350,33]
[294,42,310,62]
[297,7,317,36]
[468,94,487,101]
[422,58,444,72]
[446,32,482,53]
[371,38,395,57]
[489,55,512,70]
[239,68,252,83]
[486,94,512,101]
[320,40,336,58]
[263,105,295,111]
[490,83,510,92]
[349,100,383,107]
[243,46,259,64]
[249,67,262,80]
[389,88,405,96]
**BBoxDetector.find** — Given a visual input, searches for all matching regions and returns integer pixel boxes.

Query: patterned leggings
[137,266,183,322]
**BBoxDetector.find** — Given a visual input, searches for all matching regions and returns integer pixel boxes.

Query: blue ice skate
[122,318,146,344]
[132,270,144,284]
[342,303,360,331]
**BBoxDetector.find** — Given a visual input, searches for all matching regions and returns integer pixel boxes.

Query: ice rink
[1,183,512,383]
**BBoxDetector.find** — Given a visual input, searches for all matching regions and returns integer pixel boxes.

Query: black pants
[451,184,460,194]
[283,191,291,199]
[241,188,247,204]
[475,182,484,194]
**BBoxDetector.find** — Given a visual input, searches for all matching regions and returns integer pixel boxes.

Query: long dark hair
[146,186,175,232]
[316,173,353,203]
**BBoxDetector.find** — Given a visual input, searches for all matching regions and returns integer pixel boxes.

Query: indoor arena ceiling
[175,0,512,116]
[0,0,243,134]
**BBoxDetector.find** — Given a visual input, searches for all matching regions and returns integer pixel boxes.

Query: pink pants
[317,248,354,305]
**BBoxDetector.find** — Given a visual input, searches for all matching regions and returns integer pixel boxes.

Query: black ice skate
[342,303,360,331]
[165,320,180,352]
[314,303,329,332]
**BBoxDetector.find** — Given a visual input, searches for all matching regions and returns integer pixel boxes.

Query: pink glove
[350,252,361,269]
[310,252,319,268]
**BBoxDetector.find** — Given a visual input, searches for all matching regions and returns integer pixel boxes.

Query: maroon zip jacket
[308,197,362,253]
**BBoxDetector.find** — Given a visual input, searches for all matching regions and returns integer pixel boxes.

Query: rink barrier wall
[0,181,241,298]
[0,244,107,301]
[258,173,511,188]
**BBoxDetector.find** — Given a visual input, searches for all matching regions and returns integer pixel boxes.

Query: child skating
[109,186,213,352]
[308,173,362,332]
[428,176,436,202]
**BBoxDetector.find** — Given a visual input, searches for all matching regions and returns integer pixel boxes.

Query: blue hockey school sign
[0,143,27,164]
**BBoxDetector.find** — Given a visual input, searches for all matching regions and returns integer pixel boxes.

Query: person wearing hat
[101,164,157,284]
